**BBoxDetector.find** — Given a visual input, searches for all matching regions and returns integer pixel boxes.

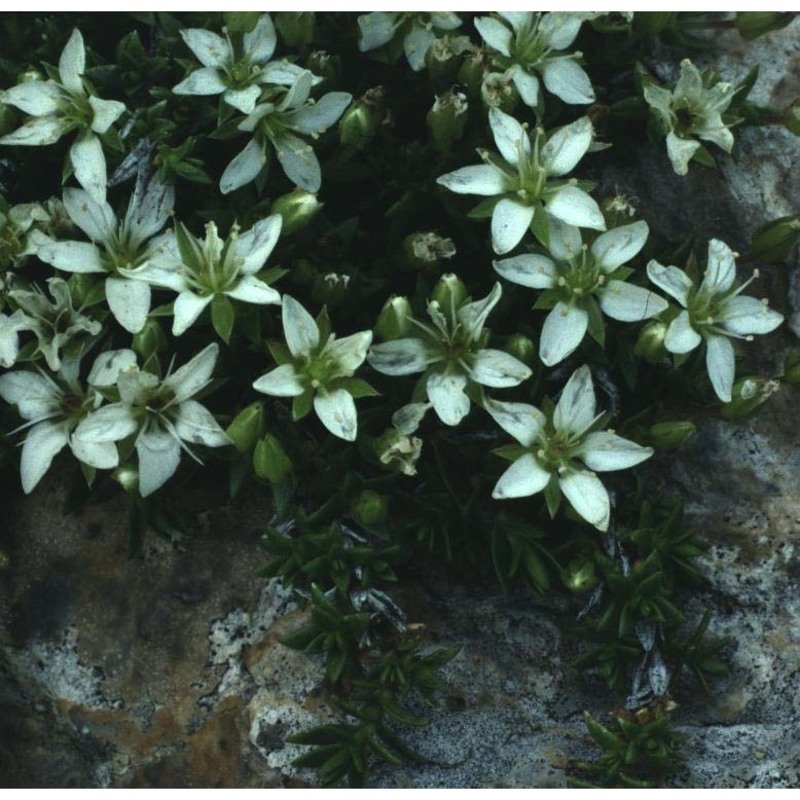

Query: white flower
[488,365,653,531]
[35,177,174,334]
[437,107,605,255]
[172,14,310,114]
[493,219,668,365]
[358,12,462,71]
[253,295,374,442]
[123,215,282,337]
[0,29,126,203]
[72,344,231,497]
[643,59,736,176]
[475,12,594,107]
[368,277,531,428]
[647,239,783,402]
[0,349,134,493]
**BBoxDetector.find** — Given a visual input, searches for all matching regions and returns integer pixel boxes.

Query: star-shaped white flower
[0,29,126,203]
[437,107,605,255]
[647,239,783,402]
[488,365,653,531]
[493,219,668,365]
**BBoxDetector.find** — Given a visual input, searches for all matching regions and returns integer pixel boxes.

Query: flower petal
[324,331,373,375]
[539,302,589,367]
[646,261,693,306]
[284,92,352,136]
[172,291,212,336]
[475,16,512,57]
[544,186,605,230]
[493,253,557,289]
[718,296,783,336]
[225,275,281,305]
[700,238,736,295]
[166,343,219,402]
[70,133,107,204]
[541,116,593,177]
[436,164,510,196]
[491,197,535,255]
[456,282,503,341]
[314,388,359,441]
[244,13,277,63]
[484,398,545,447]
[123,176,174,245]
[88,349,138,387]
[591,221,649,272]
[509,66,540,107]
[540,58,595,105]
[554,365,596,437]
[598,280,668,322]
[539,12,583,50]
[63,187,117,243]
[173,66,228,96]
[59,29,85,94]
[368,338,436,376]
[426,369,470,426]
[20,420,70,493]
[136,426,182,497]
[404,23,436,71]
[89,96,126,134]
[577,431,653,472]
[492,453,551,500]
[173,399,231,448]
[69,436,118,470]
[469,348,531,388]
[358,12,399,51]
[705,332,735,402]
[2,81,64,116]
[37,240,106,273]
[392,402,431,435]
[559,469,610,530]
[253,363,306,397]
[666,131,700,176]
[180,28,229,68]
[223,85,262,114]
[664,310,702,354]
[272,129,321,193]
[488,107,531,168]
[105,276,151,334]
[0,370,59,420]
[227,214,282,275]
[73,403,139,443]
[547,217,583,262]
[220,137,267,195]
[282,295,319,357]
[0,116,67,146]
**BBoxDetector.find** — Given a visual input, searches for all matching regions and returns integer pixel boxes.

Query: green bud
[375,295,413,340]
[782,350,800,385]
[427,90,468,150]
[735,12,796,41]
[306,50,341,87]
[374,428,423,476]
[457,45,486,97]
[784,104,800,137]
[275,12,315,46]
[504,334,536,366]
[721,376,780,419]
[431,273,468,314]
[311,272,350,307]
[0,103,18,138]
[648,420,696,449]
[634,319,668,363]
[253,433,292,483]
[401,231,456,271]
[561,557,597,593]
[481,72,518,114]
[425,34,470,87]
[339,89,383,150]
[226,401,265,453]
[601,193,638,229]
[351,489,389,525]
[114,466,139,493]
[751,215,800,263]
[66,273,98,307]
[132,318,167,361]
[271,189,323,237]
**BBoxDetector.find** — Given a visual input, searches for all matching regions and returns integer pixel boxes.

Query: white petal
[37,240,106,273]
[20,421,70,493]
[591,221,649,272]
[123,176,174,245]
[314,388,359,441]
[259,61,310,87]
[469,348,531,388]
[705,333,735,403]
[488,107,531,168]
[539,302,589,367]
[105,276,151,334]
[541,117,593,177]
[284,92,352,136]
[89,96,126,134]
[547,217,583,262]
[598,280,668,322]
[554,365,596,437]
[136,426,182,497]
[277,70,313,111]
[280,298,318,360]
[227,214,281,275]
[509,66,540,107]
[173,399,231,448]
[172,291,212,336]
[70,133,107,204]
[124,261,188,293]
[426,370,470,426]
[225,275,281,305]
[392,402,431,435]
[0,370,59,420]
[73,403,139,443]
[497,12,530,33]
[220,137,267,195]
[430,12,462,31]
[324,331,372,374]
[493,254,557,289]
[88,349,138,387]
[544,186,605,230]
[173,66,228,96]
[474,16,512,57]
[539,12,583,50]
[404,24,436,71]
[2,81,64,116]
[646,261,693,306]
[491,198,535,255]
[436,164,510,196]
[559,469,610,530]
[160,348,216,408]
[700,239,736,295]
[492,453,551,500]
[272,129,321,192]
[0,116,67,146]
[59,29,85,94]
[456,282,503,342]
[63,187,117,243]
[243,14,277,63]
[69,436,118,470]
[253,364,306,397]
[577,431,653,472]
[718,296,783,336]
[664,310,702,354]
[484,398,545,447]
[358,12,399,51]
[223,85,262,114]
[540,58,595,105]
[368,338,436,376]
[180,28,229,68]
[666,131,700,176]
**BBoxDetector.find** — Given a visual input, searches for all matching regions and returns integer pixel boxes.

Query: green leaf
[211,294,236,343]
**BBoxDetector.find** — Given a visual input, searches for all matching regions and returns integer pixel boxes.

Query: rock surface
[1,15,799,789]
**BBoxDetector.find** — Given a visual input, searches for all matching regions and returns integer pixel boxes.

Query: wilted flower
[647,239,783,402]
[488,365,653,531]
[493,219,667,365]
[437,107,604,255]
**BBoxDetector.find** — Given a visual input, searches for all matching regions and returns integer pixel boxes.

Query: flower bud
[339,89,382,150]
[132,318,167,361]
[402,231,456,271]
[648,420,696,449]
[374,428,423,476]
[751,215,800,263]
[272,189,323,237]
[425,34,469,87]
[351,489,389,525]
[306,50,341,87]
[735,12,795,41]
[457,45,486,97]
[431,273,468,315]
[427,90,468,150]
[114,466,139,493]
[504,334,536,366]
[375,295,413,340]
[601,193,638,229]
[311,272,350,307]
[253,433,292,483]
[481,72,517,114]
[634,319,668,363]
[721,376,780,420]
[782,350,800,385]
[275,12,315,46]
[561,557,597,593]
[226,401,265,453]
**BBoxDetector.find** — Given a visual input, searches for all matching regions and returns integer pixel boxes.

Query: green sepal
[211,293,235,343]
[493,443,527,462]
[292,389,314,421]
[543,474,561,518]
[467,198,498,219]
